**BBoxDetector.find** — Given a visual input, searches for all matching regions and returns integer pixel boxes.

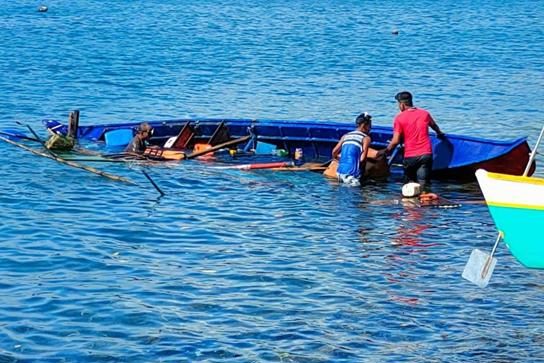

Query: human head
[395,91,413,110]
[355,112,372,132]
[137,122,153,139]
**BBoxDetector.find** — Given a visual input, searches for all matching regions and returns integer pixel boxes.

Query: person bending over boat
[332,112,372,187]
[380,91,445,191]
[125,122,153,154]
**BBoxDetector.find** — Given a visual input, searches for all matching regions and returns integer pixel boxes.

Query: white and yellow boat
[476,169,544,268]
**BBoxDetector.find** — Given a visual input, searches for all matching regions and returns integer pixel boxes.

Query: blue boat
[43,117,535,180]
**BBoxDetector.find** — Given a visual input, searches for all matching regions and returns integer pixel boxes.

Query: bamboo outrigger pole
[0,135,135,184]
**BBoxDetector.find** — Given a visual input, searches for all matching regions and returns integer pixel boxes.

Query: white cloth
[337,173,361,187]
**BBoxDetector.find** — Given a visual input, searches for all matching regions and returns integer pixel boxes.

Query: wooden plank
[185,135,251,159]
[171,121,194,149]
[323,160,338,178]
[208,121,230,146]
[67,110,80,139]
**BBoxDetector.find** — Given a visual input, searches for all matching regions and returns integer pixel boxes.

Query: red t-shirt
[393,107,434,158]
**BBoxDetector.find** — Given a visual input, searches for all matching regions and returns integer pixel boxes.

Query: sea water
[0,1,543,361]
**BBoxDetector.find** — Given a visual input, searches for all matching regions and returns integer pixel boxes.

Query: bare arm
[429,116,444,137]
[332,136,344,160]
[385,131,402,154]
[360,136,371,163]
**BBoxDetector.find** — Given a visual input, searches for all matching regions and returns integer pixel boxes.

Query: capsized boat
[476,169,544,268]
[43,117,535,180]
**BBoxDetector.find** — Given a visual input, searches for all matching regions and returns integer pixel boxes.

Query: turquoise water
[1,1,544,361]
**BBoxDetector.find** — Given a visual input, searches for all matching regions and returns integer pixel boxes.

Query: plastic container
[294,148,304,166]
[273,149,288,157]
[402,182,421,197]
[104,129,134,147]
[255,142,277,155]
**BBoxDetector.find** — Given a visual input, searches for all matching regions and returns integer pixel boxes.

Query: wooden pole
[185,135,251,159]
[142,170,165,196]
[0,135,135,184]
[68,110,80,139]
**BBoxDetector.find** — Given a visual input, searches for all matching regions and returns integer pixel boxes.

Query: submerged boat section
[43,117,535,180]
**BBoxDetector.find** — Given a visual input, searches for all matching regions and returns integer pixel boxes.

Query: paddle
[463,125,544,288]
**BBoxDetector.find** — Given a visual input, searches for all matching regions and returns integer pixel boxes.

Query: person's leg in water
[417,154,433,192]
[338,173,361,187]
[403,156,419,184]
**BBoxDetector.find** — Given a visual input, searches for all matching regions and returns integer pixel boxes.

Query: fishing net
[45,133,75,151]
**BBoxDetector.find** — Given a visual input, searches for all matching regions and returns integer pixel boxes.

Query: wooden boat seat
[207,121,230,146]
[164,121,194,149]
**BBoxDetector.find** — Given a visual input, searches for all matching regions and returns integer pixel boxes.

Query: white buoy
[402,182,421,198]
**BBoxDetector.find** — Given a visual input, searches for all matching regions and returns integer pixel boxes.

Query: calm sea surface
[1,1,543,362]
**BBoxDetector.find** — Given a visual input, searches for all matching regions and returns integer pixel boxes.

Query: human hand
[437,132,446,140]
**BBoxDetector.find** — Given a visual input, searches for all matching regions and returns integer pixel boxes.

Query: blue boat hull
[43,117,534,180]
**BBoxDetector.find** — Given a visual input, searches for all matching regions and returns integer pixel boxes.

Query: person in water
[380,91,445,191]
[332,112,372,187]
[125,122,153,154]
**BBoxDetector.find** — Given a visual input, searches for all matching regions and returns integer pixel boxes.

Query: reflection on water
[392,206,430,247]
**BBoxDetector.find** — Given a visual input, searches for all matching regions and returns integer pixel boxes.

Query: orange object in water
[193,143,213,159]
[144,147,186,160]
[419,193,439,201]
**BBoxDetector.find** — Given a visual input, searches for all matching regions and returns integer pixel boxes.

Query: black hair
[355,112,372,126]
[395,91,413,106]
[137,122,153,134]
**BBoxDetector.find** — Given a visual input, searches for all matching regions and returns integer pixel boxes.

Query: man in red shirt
[382,91,445,191]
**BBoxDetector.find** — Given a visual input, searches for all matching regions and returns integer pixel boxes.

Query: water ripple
[1,1,544,362]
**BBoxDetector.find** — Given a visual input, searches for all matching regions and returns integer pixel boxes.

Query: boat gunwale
[476,169,544,209]
[485,170,544,186]
[43,118,530,170]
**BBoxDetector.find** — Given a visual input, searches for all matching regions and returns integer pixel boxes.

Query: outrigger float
[41,113,536,180]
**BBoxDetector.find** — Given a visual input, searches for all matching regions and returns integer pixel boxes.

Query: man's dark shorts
[403,154,433,189]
